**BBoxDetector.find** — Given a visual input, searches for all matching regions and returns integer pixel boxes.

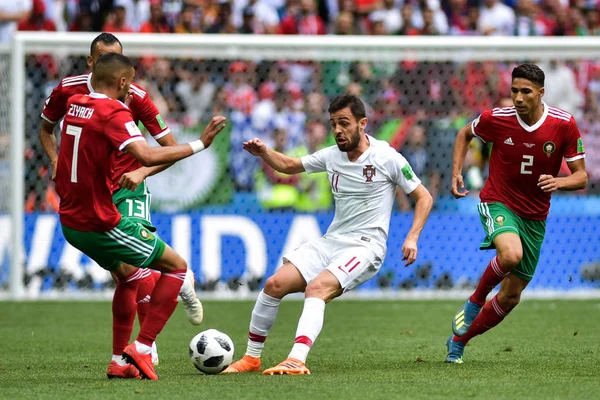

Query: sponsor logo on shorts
[363,165,376,182]
[543,141,556,157]
[495,215,505,226]
[140,228,154,241]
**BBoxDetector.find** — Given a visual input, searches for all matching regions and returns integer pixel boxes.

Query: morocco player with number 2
[445,63,588,364]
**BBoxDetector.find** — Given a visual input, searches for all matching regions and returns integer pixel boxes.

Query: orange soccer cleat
[106,360,141,379]
[221,355,261,374]
[262,358,310,375]
[122,343,158,380]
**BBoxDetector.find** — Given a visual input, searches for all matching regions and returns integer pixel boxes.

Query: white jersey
[301,135,421,251]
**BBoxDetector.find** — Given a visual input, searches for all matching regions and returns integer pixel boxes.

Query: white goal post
[5,33,600,300]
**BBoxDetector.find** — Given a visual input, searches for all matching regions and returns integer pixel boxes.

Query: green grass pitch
[1,300,599,399]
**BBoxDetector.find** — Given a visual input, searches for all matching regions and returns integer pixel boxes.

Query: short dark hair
[90,33,123,56]
[93,53,134,85]
[512,63,545,87]
[328,95,366,121]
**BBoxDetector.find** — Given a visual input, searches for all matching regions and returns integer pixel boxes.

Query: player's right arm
[451,123,474,198]
[40,81,69,180]
[451,110,494,198]
[40,119,59,179]
[122,116,227,168]
[243,138,305,174]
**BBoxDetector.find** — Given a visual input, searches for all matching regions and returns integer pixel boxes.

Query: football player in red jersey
[446,63,588,363]
[39,33,203,375]
[55,53,225,379]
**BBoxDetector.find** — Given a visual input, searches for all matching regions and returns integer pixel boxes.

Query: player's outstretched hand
[451,174,469,199]
[119,168,147,191]
[200,116,227,148]
[538,174,558,192]
[401,237,418,266]
[243,138,267,156]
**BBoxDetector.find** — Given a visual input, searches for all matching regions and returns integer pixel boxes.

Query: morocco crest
[363,165,376,182]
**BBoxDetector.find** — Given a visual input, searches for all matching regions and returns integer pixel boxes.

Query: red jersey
[56,93,146,231]
[42,73,170,191]
[472,103,586,220]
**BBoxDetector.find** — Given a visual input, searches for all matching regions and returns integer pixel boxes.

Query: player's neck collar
[87,73,95,93]
[515,101,548,132]
[89,92,109,99]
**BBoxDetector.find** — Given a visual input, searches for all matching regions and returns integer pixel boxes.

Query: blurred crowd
[18,55,600,213]
[0,0,598,213]
[0,0,598,39]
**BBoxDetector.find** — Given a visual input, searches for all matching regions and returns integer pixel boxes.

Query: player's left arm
[402,184,433,266]
[391,151,434,266]
[538,159,587,192]
[538,119,588,193]
[119,92,179,190]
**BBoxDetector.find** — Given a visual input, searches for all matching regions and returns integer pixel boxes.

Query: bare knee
[113,263,137,282]
[305,279,341,303]
[165,255,187,272]
[152,248,187,273]
[498,248,523,269]
[264,275,289,299]
[497,291,521,310]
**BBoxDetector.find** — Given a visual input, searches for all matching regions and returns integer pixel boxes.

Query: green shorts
[61,217,166,272]
[112,181,155,231]
[478,202,546,281]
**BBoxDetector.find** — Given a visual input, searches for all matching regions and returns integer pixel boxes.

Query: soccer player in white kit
[223,95,433,375]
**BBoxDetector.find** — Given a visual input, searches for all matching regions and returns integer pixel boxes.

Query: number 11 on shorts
[338,256,360,275]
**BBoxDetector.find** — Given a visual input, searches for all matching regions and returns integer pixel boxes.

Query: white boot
[178,269,204,325]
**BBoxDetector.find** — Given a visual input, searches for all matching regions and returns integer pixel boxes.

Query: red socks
[112,277,140,355]
[136,270,160,326]
[470,256,510,306]
[454,295,510,344]
[137,269,187,347]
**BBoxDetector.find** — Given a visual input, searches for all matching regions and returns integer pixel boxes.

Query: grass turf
[1,300,598,400]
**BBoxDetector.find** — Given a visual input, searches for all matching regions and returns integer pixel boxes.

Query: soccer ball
[189,329,234,374]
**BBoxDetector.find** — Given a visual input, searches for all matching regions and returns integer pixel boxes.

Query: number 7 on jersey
[65,125,82,183]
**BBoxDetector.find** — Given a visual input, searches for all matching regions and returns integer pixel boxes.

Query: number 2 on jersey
[521,155,534,175]
[66,125,82,183]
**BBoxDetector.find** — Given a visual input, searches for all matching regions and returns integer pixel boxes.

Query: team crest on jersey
[495,215,505,226]
[543,141,556,157]
[363,165,376,182]
[140,228,154,241]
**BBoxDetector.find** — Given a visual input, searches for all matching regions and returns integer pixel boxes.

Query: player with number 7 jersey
[445,63,588,364]
[55,53,226,380]
[40,34,205,377]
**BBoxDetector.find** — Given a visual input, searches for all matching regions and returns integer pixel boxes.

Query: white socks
[112,354,127,366]
[288,297,326,363]
[134,340,152,355]
[245,290,281,358]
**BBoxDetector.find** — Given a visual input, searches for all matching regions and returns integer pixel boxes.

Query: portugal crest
[543,141,556,157]
[363,165,376,182]
[495,215,505,226]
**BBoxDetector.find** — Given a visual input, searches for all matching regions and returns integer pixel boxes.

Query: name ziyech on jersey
[67,103,94,120]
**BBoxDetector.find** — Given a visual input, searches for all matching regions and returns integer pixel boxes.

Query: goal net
[2,33,599,299]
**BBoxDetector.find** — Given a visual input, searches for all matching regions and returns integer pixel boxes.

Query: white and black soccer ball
[189,329,234,374]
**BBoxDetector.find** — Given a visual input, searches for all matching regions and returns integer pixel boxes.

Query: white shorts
[283,235,385,292]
